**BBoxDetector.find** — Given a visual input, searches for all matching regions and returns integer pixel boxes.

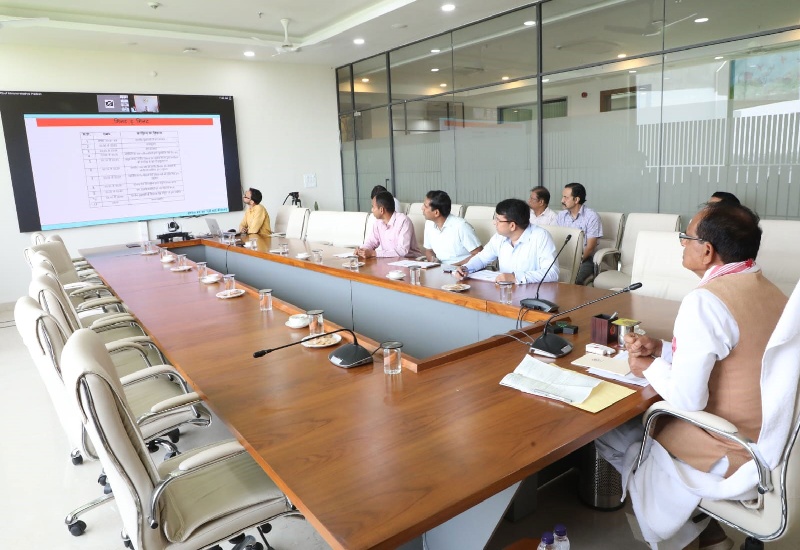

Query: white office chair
[61,328,303,550]
[634,278,800,549]
[405,202,427,249]
[757,220,800,296]
[541,225,585,284]
[463,205,497,247]
[24,241,100,286]
[593,213,681,291]
[596,212,625,272]
[305,210,368,248]
[272,205,297,235]
[451,203,465,217]
[284,207,310,239]
[46,234,90,268]
[629,231,698,301]
[28,251,113,308]
[30,231,46,245]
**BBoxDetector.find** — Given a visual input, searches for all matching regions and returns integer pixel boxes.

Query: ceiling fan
[605,1,697,37]
[273,18,300,55]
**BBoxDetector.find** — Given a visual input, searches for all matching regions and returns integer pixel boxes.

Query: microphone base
[328,343,374,369]
[531,333,573,358]
[520,298,559,313]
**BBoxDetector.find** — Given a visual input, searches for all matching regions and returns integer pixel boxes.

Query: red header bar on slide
[36,117,214,127]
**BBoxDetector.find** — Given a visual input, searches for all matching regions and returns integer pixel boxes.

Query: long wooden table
[83,242,680,550]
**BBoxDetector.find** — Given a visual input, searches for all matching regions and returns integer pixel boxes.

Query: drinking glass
[177,254,187,268]
[498,281,513,304]
[348,256,359,271]
[382,341,403,375]
[307,309,324,337]
[409,266,421,285]
[312,249,323,264]
[259,289,272,311]
[143,240,152,253]
[280,243,289,255]
[196,262,208,279]
[223,274,235,294]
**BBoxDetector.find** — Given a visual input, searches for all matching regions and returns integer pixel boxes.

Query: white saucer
[170,266,192,272]
[269,249,285,254]
[216,289,245,299]
[300,333,342,348]
[342,261,365,268]
[160,256,176,263]
[296,253,311,259]
[201,275,221,284]
[285,320,311,328]
[141,250,159,255]
[387,271,405,280]
[442,283,471,292]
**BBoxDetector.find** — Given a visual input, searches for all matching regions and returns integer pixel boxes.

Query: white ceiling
[0,0,536,67]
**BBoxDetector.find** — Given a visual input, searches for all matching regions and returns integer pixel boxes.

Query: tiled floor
[0,305,782,550]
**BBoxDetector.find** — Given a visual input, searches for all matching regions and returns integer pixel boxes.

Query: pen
[530,389,573,403]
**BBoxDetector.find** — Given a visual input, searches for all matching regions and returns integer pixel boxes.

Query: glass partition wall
[337,0,800,219]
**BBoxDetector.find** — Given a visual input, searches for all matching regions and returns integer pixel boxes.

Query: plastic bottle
[553,524,570,550]
[537,531,555,550]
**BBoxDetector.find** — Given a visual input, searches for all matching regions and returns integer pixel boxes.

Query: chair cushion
[593,269,632,291]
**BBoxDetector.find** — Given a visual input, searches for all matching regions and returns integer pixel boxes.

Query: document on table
[333,251,356,258]
[465,269,499,282]
[574,350,650,387]
[501,354,637,413]
[387,260,441,269]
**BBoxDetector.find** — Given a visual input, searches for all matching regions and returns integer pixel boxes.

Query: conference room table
[82,239,681,550]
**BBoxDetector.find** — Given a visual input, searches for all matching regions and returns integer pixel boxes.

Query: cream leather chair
[284,207,310,240]
[272,205,296,234]
[46,234,90,268]
[757,220,800,296]
[305,210,368,247]
[634,279,800,549]
[30,231,46,245]
[596,212,625,272]
[593,213,681,291]
[405,202,427,249]
[541,225,585,284]
[24,241,99,286]
[463,205,497,246]
[629,231,698,301]
[61,328,302,549]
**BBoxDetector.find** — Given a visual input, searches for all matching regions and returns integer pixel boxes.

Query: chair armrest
[120,365,187,391]
[636,401,772,494]
[105,341,152,367]
[593,247,620,272]
[88,315,141,332]
[69,284,111,297]
[148,441,247,528]
[76,296,122,312]
[149,392,202,414]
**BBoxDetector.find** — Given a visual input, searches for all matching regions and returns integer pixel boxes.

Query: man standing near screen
[239,188,271,238]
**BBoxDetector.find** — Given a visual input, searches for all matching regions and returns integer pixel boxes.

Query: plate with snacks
[441,283,470,293]
[300,333,342,348]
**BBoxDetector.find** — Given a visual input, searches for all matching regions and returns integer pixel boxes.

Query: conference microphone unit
[253,328,375,368]
[520,234,572,313]
[531,282,643,358]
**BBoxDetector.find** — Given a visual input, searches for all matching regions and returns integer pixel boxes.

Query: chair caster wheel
[68,520,86,536]
[164,451,178,460]
[167,428,180,443]
[246,543,263,550]
[71,453,83,465]
[98,473,107,486]
[147,442,159,453]
[104,483,113,495]
[123,539,134,549]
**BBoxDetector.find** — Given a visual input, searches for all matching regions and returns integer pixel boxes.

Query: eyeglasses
[678,232,705,243]
[493,215,511,224]
[243,195,251,200]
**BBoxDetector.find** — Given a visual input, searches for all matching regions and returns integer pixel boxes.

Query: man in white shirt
[422,190,482,265]
[528,186,557,226]
[455,198,558,284]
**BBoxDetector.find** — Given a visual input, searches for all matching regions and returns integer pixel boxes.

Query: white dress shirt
[462,224,559,284]
[423,215,482,264]
[530,207,557,227]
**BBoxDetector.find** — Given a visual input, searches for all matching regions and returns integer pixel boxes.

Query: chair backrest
[273,205,298,234]
[451,203,465,218]
[399,202,410,215]
[699,279,800,541]
[757,220,800,296]
[24,241,82,285]
[62,328,163,550]
[463,205,497,246]
[406,202,424,217]
[541,225,585,284]
[629,231,698,301]
[616,213,681,276]
[406,210,426,249]
[30,232,46,245]
[597,212,625,253]
[284,207,310,240]
[29,270,83,333]
[305,211,368,247]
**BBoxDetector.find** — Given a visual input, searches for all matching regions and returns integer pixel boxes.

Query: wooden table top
[84,244,680,550]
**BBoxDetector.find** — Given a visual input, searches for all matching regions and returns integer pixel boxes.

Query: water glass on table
[223,274,236,294]
[307,309,324,337]
[409,266,421,285]
[196,262,207,279]
[259,289,272,311]
[382,341,403,375]
[498,281,514,304]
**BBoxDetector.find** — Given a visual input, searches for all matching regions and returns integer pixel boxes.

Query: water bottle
[554,524,570,550]
[537,531,555,550]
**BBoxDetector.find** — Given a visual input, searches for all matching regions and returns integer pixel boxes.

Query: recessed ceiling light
[501,76,510,81]
[629,70,637,73]
[441,4,455,12]
[431,68,439,72]
[431,49,441,53]
[714,56,724,60]
[353,38,365,45]
[617,53,627,59]
[440,83,447,87]
[523,21,536,26]
[243,51,255,57]
[542,78,550,83]
[361,78,370,83]
[694,17,709,23]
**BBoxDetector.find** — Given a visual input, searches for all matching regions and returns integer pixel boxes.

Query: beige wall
[0,45,343,305]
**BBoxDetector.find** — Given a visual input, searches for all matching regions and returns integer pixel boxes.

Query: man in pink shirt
[356,191,421,258]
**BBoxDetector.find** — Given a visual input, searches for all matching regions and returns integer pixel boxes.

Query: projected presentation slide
[24,114,229,229]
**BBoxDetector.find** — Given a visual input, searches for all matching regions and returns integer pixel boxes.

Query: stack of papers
[466,269,500,282]
[571,352,650,387]
[387,260,441,269]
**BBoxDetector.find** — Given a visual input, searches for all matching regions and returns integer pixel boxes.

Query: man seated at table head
[370,184,402,213]
[596,202,787,550]
[422,190,482,266]
[238,187,271,238]
[528,186,558,227]
[556,182,602,285]
[454,198,558,284]
[709,191,741,205]
[356,191,422,259]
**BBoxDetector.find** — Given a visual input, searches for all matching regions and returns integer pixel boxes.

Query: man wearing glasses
[454,198,558,284]
[238,188,271,238]
[596,203,787,550]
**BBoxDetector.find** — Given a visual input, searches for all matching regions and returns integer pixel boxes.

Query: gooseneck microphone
[520,234,572,313]
[531,282,643,358]
[253,328,374,368]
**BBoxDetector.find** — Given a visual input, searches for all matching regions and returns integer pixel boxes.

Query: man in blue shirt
[556,182,603,285]
[455,198,558,284]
